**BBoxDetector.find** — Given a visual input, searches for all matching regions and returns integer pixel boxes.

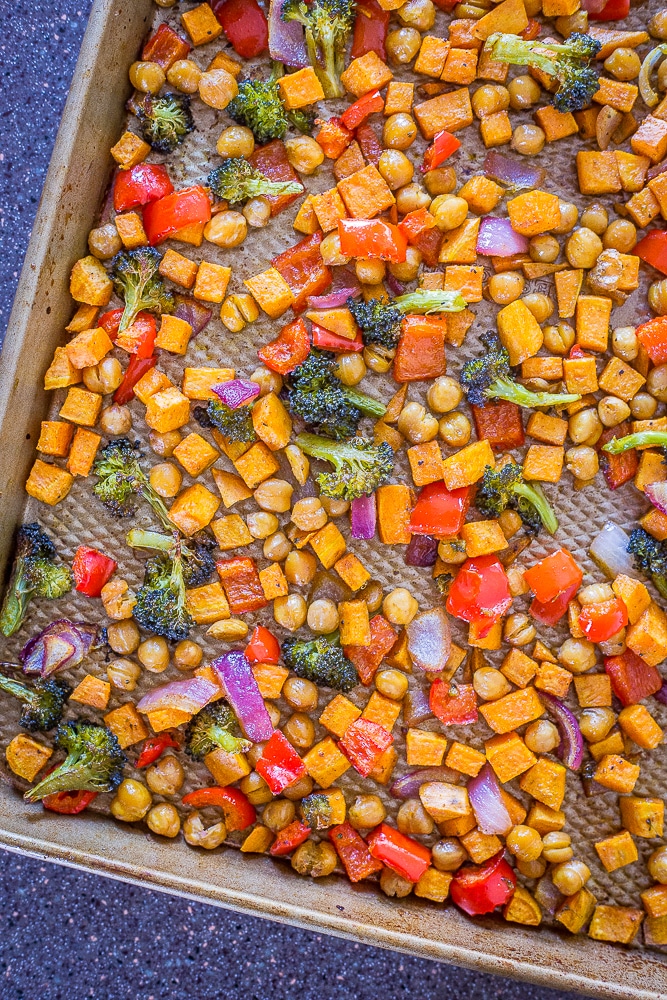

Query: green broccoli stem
[138,483,174,533]
[342,387,386,419]
[0,559,30,637]
[485,33,560,75]
[209,724,250,753]
[394,290,468,314]
[513,482,558,535]
[296,433,358,464]
[603,431,667,455]
[489,376,580,409]
[24,756,89,802]
[244,178,302,198]
[126,529,175,552]
[0,672,31,705]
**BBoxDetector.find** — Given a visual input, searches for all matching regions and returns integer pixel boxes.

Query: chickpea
[488,271,525,305]
[321,496,349,518]
[506,825,543,862]
[204,211,247,248]
[348,794,386,830]
[254,478,293,513]
[566,228,603,269]
[603,218,636,253]
[147,802,181,838]
[174,638,203,671]
[473,666,511,701]
[525,719,560,754]
[650,9,667,38]
[612,325,638,362]
[250,366,283,397]
[283,676,318,712]
[439,412,471,447]
[285,444,309,486]
[100,404,132,436]
[517,857,547,879]
[424,166,456,196]
[335,351,366,386]
[167,58,202,93]
[320,232,349,266]
[380,869,413,898]
[558,637,597,674]
[263,798,296,833]
[512,123,545,156]
[273,594,307,631]
[530,235,560,264]
[378,149,413,191]
[355,258,386,285]
[146,755,185,796]
[149,462,182,498]
[376,669,409,701]
[432,838,468,872]
[107,656,141,692]
[566,445,599,482]
[149,429,181,458]
[397,798,434,836]
[183,810,226,849]
[88,223,122,260]
[542,831,573,864]
[395,182,431,215]
[198,68,238,110]
[569,408,602,446]
[383,113,417,150]
[285,550,317,587]
[83,356,123,394]
[283,712,315,750]
[137,636,170,674]
[649,364,667,402]
[649,278,667,315]
[358,579,384,614]
[110,779,152,822]
[427,376,462,414]
[507,564,529,597]
[107,620,140,655]
[580,203,608,235]
[283,775,313,801]
[263,531,291,561]
[438,538,467,564]
[598,395,631,427]
[579,582,614,606]
[504,612,536,646]
[284,135,324,175]
[498,509,522,540]
[385,26,421,64]
[307,598,339,634]
[522,293,553,324]
[552,200,579,234]
[472,84,510,119]
[552,859,591,896]
[243,197,271,228]
[508,74,541,109]
[602,48,641,86]
[648,845,667,883]
[290,497,326,533]
[382,587,418,626]
[365,344,395,373]
[129,60,165,93]
[389,245,421,281]
[630,392,658,420]
[398,0,435,30]
[397,402,439,443]
[247,512,278,540]
[291,839,337,877]
[430,194,468,231]
[658,59,667,91]
[240,771,273,805]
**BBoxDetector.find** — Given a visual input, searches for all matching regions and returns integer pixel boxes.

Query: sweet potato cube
[185,581,230,624]
[180,2,222,45]
[496,298,543,365]
[258,562,289,600]
[620,795,664,839]
[444,264,483,302]
[193,261,231,304]
[384,80,414,115]
[337,164,395,220]
[244,268,293,318]
[339,600,371,646]
[420,781,471,822]
[535,661,573,699]
[309,521,346,569]
[111,130,150,169]
[70,255,113,306]
[461,828,503,864]
[241,826,274,854]
[642,884,667,918]
[474,0,527,39]
[205,748,250,785]
[232,442,280,490]
[169,483,220,535]
[626,186,661,228]
[593,77,637,114]
[67,427,101,477]
[503,885,541,927]
[129,369,169,406]
[340,51,393,98]
[415,868,452,903]
[632,115,667,162]
[507,190,561,237]
[173,432,219,477]
[376,483,414,542]
[59,386,102,427]
[523,445,564,484]
[575,295,612,353]
[362,691,401,732]
[594,753,640,793]
[311,188,348,232]
[415,35,449,77]
[618,252,640,291]
[445,741,486,777]
[589,906,643,944]
[406,728,448,767]
[595,829,638,873]
[334,552,371,592]
[155,314,194,355]
[526,802,565,835]
[319,695,362,738]
[461,519,507,557]
[251,392,292,451]
[598,356,645,401]
[526,412,568,446]
[441,47,478,86]
[368,745,397,785]
[588,730,625,762]
[555,888,597,934]
[442,439,495,490]
[573,673,612,708]
[5,734,53,782]
[159,248,198,288]
[181,367,235,401]
[44,346,81,390]
[563,356,598,395]
[626,601,667,666]
[438,218,480,264]
[105,703,148,749]
[458,175,502,214]
[407,440,444,486]
[501,648,537,687]
[480,687,544,735]
[615,150,650,193]
[25,460,73,506]
[303,737,351,788]
[70,674,111,710]
[554,269,583,319]
[114,211,148,249]
[618,704,664,749]
[333,143,365,182]
[277,66,325,109]
[66,326,113,369]
[305,307,357,339]
[635,450,667,493]
[145,386,190,433]
[216,555,266,614]
[414,87,473,139]
[211,513,253,551]
[37,421,73,458]
[469,619,502,650]
[534,105,578,141]
[576,150,622,194]
[519,758,567,810]
[480,110,512,148]
[66,304,99,333]
[485,732,536,783]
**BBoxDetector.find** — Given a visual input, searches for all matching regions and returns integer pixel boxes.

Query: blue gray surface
[0,3,592,998]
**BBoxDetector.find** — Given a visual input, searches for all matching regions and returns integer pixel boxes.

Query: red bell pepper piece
[257,317,311,375]
[329,821,383,881]
[142,22,191,70]
[397,208,442,266]
[136,731,180,768]
[521,17,541,38]
[312,323,364,352]
[245,625,281,664]
[605,649,663,706]
[72,546,117,598]
[182,786,256,831]
[636,230,667,277]
[114,354,157,405]
[599,422,638,490]
[339,219,407,262]
[272,233,332,313]
[409,483,470,538]
[344,614,398,685]
[113,163,173,213]
[351,0,390,60]
[270,820,312,856]
[588,0,629,19]
[393,315,447,382]
[341,90,384,130]
[99,308,124,340]
[568,344,587,360]
[338,718,393,777]
[255,731,306,794]
[421,130,461,173]
[637,315,667,364]
[249,141,303,216]
[216,556,267,614]
[430,680,478,726]
[530,582,579,627]
[315,117,354,158]
[355,122,383,165]
[143,186,211,245]
[450,851,516,916]
[115,313,157,358]
[42,789,98,815]
[580,597,628,643]
[213,0,268,58]
[524,548,582,604]
[472,401,525,451]
[366,823,431,883]
[446,555,512,636]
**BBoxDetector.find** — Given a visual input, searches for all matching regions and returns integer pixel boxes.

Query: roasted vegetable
[227,68,315,144]
[296,432,393,500]
[110,247,174,334]
[24,721,125,802]
[185,702,251,760]
[460,335,580,409]
[475,462,558,535]
[136,92,195,153]
[628,528,667,600]
[0,524,72,638]
[349,289,465,351]
[194,400,257,443]
[287,350,386,439]
[603,431,667,454]
[131,537,197,642]
[282,633,357,690]
[126,529,215,589]
[0,671,71,732]
[93,439,172,527]
[282,0,356,99]
[207,159,302,204]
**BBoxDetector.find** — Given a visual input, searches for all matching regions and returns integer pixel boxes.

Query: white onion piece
[589,522,635,580]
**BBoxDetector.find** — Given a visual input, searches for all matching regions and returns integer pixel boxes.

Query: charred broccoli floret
[628,528,667,600]
[110,247,174,334]
[460,334,581,409]
[208,159,302,204]
[185,703,251,760]
[0,524,72,638]
[603,431,667,454]
[300,791,337,829]
[282,0,356,99]
[194,400,257,443]
[126,529,215,589]
[24,721,125,802]
[287,350,386,439]
[227,73,315,143]
[485,32,601,113]
[282,633,357,691]
[348,289,467,351]
[295,432,393,500]
[476,462,558,535]
[93,438,173,527]
[0,671,71,732]
[132,538,195,642]
[136,92,195,153]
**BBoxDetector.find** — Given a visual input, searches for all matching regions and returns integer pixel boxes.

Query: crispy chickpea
[320,496,349,518]
[88,223,122,260]
[335,351,366,386]
[522,292,553,324]
[603,47,641,81]
[291,840,337,877]
[146,755,185,796]
[383,113,417,150]
[149,461,182,498]
[285,550,317,587]
[383,587,418,625]
[320,231,349,266]
[650,9,667,38]
[283,676,318,712]
[558,637,597,674]
[397,798,434,836]
[183,810,227,849]
[439,412,471,447]
[355,258,386,284]
[525,719,560,754]
[364,345,394,374]
[307,598,340,634]
[438,538,467,564]
[473,666,511,701]
[507,564,528,597]
[263,798,296,833]
[291,497,327,532]
[246,512,278,540]
[348,794,386,830]
[376,668,409,701]
[380,869,413,898]
[111,778,152,822]
[397,401,439,443]
[566,227,603,269]
[240,771,273,805]
[283,712,315,750]
[488,271,525,305]
[283,775,313,801]
[552,859,591,895]
[395,182,431,215]
[612,325,638,361]
[472,84,510,119]
[263,530,291,561]
[649,364,667,402]
[648,845,667,883]
[358,579,384,614]
[137,636,170,674]
[147,802,181,838]
[204,211,247,248]
[389,245,421,281]
[552,200,579,234]
[424,166,456,196]
[630,392,658,420]
[508,74,541,109]
[579,582,614,606]
[254,478,293,513]
[498,509,522,540]
[542,831,573,864]
[274,594,307,631]
[107,620,140,655]
[598,395,631,427]
[431,838,467,872]
[100,404,132,436]
[649,278,667,315]
[603,218,636,253]
[506,825,543,862]
[378,149,414,191]
[566,445,599,482]
[399,0,435,30]
[504,612,536,646]
[430,194,468,231]
[167,58,202,93]
[385,26,421,64]
[284,135,324,174]
[198,68,238,110]
[580,204,608,235]
[107,657,141,692]
[517,857,546,879]
[174,639,203,672]
[83,356,123,394]
[427,376,462,413]
[569,407,602,446]
[243,197,271,228]
[129,60,165,93]
[530,234,560,264]
[250,366,283,397]
[512,123,545,156]
[149,429,181,457]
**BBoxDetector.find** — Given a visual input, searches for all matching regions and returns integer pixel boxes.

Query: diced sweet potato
[595,829,638,872]
[340,51,393,98]
[5,734,53,782]
[319,694,362,738]
[442,439,495,490]
[594,753,640,794]
[145,386,190,433]
[479,686,544,735]
[67,428,101,477]
[37,421,74,458]
[244,268,293,318]
[173,432,219,477]
[70,255,113,306]
[337,164,395,220]
[70,674,111,710]
[278,66,325,109]
[413,88,473,139]
[588,905,643,944]
[519,758,567,811]
[406,728,448,767]
[474,0,527,39]
[496,298,543,364]
[25,460,73,506]
[303,737,351,788]
[507,190,561,237]
[59,386,102,427]
[169,483,220,535]
[377,484,414,543]
[104,703,148,749]
[180,2,222,45]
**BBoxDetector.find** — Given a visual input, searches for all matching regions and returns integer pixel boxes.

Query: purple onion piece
[268,0,308,66]
[405,534,437,567]
[21,620,102,677]
[350,494,376,540]
[212,378,260,410]
[212,650,274,742]
[403,687,433,726]
[468,764,513,835]
[385,273,405,297]
[137,676,219,716]
[646,481,667,516]
[484,150,545,190]
[306,287,360,309]
[648,157,667,181]
[173,295,212,335]
[406,608,451,673]
[655,681,667,706]
[390,765,459,799]
[539,692,584,771]
[477,217,530,257]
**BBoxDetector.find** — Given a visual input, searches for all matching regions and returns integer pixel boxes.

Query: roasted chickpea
[291,840,338,877]
[380,869,413,898]
[283,712,315,750]
[552,859,591,895]
[439,412,471,447]
[542,831,573,864]
[147,802,181,838]
[100,404,132,436]
[383,587,418,625]
[649,278,667,315]
[530,234,560,263]
[398,0,435,30]
[240,771,273,806]
[473,666,511,701]
[320,231,349,266]
[149,429,181,458]
[107,657,141,692]
[566,227,603,269]
[146,755,185,796]
[321,496,349,518]
[83,356,123,394]
[129,60,165,93]
[397,798,434,836]
[111,779,152,822]
[385,26,421,64]
[88,223,122,259]
[283,676,318,712]
[566,445,599,482]
[438,538,467,564]
[648,845,667,883]
[525,720,560,754]
[432,838,468,872]
[472,84,510,119]
[506,825,543,862]
[243,197,271,228]
[630,392,658,420]
[424,166,456,196]
[355,258,386,284]
[508,74,541,109]
[291,497,327,532]
[504,612,536,646]
[167,58,202,93]
[198,68,238,110]
[335,351,366,386]
[149,462,182,498]
[284,135,324,174]
[205,210,247,248]
[247,511,279,539]
[427,376,463,413]
[376,668,409,701]
[552,200,579,234]
[378,149,414,190]
[517,857,547,879]
[307,598,339,634]
[273,594,307,631]
[603,218,636,253]
[107,620,140,655]
[612,325,638,361]
[649,364,667,402]
[397,401,439,443]
[383,113,417,150]
[603,47,642,85]
[358,579,384,614]
[138,636,170,674]
[395,182,431,214]
[598,395,631,427]
[263,531,291,562]
[285,550,317,587]
[498,509,522,539]
[183,810,226,849]
[390,245,421,281]
[283,775,313,801]
[650,9,667,38]
[569,408,602,446]
[558,637,597,674]
[254,478,293,513]
[216,124,254,158]
[488,271,525,305]
[522,292,553,324]
[363,344,394,374]
[512,123,545,156]
[263,798,296,833]
[430,194,468,231]
[348,794,386,830]
[250,366,283,397]
[580,203,609,235]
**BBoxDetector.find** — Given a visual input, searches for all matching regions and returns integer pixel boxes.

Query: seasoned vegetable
[24,721,125,802]
[282,632,357,690]
[287,350,386,438]
[476,462,558,535]
[185,703,251,759]
[461,336,580,409]
[93,438,172,526]
[296,432,393,500]
[627,528,667,600]
[194,400,257,443]
[136,92,195,153]
[282,0,356,98]
[208,159,302,203]
[0,671,71,732]
[110,248,174,334]
[0,524,71,638]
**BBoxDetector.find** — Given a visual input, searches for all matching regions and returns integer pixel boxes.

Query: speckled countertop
[0,3,595,998]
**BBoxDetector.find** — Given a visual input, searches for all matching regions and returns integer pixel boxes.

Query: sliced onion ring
[468,764,513,835]
[390,765,459,799]
[539,692,584,771]
[639,45,667,109]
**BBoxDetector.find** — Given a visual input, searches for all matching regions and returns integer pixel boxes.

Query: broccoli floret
[287,350,386,439]
[110,247,174,334]
[185,703,251,761]
[24,721,125,802]
[208,159,302,204]
[434,572,454,597]
[194,400,257,443]
[0,524,72,638]
[227,73,315,143]
[300,791,335,830]
[476,462,558,535]
[282,0,356,99]
[136,92,195,153]
[126,528,215,589]
[295,432,393,500]
[393,290,468,315]
[460,334,581,409]
[628,528,667,600]
[0,671,71,732]
[348,297,403,350]
[132,538,194,642]
[485,32,601,113]
[603,431,667,455]
[93,438,173,528]
[288,107,316,135]
[282,633,357,691]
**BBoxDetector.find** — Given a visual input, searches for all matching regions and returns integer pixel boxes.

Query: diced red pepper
[446,555,512,636]
[315,117,354,159]
[344,614,398,685]
[99,308,124,340]
[142,22,191,70]
[366,822,431,883]
[579,597,628,643]
[341,90,384,130]
[430,680,478,726]
[249,141,303,216]
[272,233,332,313]
[569,344,587,359]
[524,548,582,604]
[393,315,447,382]
[530,582,579,626]
[269,819,312,856]
[338,718,393,777]
[114,354,157,405]
[213,0,268,58]
[329,821,383,881]
[409,482,470,538]
[339,219,407,263]
[587,0,630,20]
[72,545,117,598]
[599,422,638,490]
[255,730,307,794]
[182,786,256,831]
[450,851,516,916]
[637,315,667,364]
[351,0,390,60]
[245,625,281,664]
[312,323,364,352]
[421,130,461,173]
[113,163,173,213]
[355,122,383,165]
[472,401,525,451]
[605,649,663,706]
[143,186,211,245]
[257,317,311,375]
[521,17,541,38]
[216,556,267,614]
[636,230,667,277]
[136,731,180,768]
[397,208,442,266]
[115,313,157,358]
[42,789,98,815]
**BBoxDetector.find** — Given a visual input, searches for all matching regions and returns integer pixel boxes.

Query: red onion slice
[646,481,667,516]
[350,493,376,540]
[405,534,438,567]
[268,0,308,67]
[390,765,459,799]
[655,681,667,706]
[307,287,360,309]
[137,676,219,716]
[173,295,212,335]
[539,692,584,770]
[484,151,545,190]
[21,620,101,677]
[406,608,451,673]
[212,378,260,409]
[468,764,513,835]
[386,273,405,296]
[477,217,530,257]
[403,687,433,726]
[212,650,274,742]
